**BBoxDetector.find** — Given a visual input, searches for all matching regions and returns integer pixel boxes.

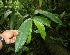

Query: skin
[0,30,18,49]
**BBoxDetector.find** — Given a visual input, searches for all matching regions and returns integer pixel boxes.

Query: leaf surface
[33,19,46,40]
[33,16,51,27]
[35,9,62,25]
[15,19,32,52]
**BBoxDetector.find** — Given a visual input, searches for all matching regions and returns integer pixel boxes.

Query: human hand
[0,30,18,44]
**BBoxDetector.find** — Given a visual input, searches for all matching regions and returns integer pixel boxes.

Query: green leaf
[16,13,29,29]
[39,0,43,7]
[10,18,14,30]
[10,14,16,30]
[26,29,32,44]
[60,11,65,18]
[0,0,3,6]
[33,16,51,27]
[15,19,32,52]
[4,10,12,18]
[35,9,62,25]
[33,19,46,40]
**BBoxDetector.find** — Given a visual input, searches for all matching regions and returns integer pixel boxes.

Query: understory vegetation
[0,0,70,55]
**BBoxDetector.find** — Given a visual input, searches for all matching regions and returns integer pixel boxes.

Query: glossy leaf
[33,19,46,40]
[33,16,51,27]
[15,19,32,52]
[35,9,62,25]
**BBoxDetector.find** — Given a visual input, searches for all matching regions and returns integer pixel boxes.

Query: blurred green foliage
[0,0,70,55]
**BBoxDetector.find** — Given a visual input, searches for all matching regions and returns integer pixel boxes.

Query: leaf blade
[33,16,51,27]
[15,19,32,52]
[26,32,32,44]
[35,9,62,25]
[33,20,46,40]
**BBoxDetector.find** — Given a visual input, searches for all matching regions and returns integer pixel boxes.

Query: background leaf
[35,9,62,25]
[39,0,43,7]
[4,10,12,18]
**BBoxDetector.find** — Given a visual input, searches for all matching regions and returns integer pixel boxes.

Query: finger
[6,39,11,44]
[11,30,18,36]
[12,36,16,40]
[10,36,16,43]
[10,39,15,43]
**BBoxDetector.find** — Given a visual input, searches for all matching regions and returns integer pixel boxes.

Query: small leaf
[39,0,43,7]
[35,9,62,25]
[60,11,65,18]
[33,16,51,27]
[33,20,46,40]
[15,19,32,52]
[10,15,16,30]
[26,29,32,44]
[4,10,12,18]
